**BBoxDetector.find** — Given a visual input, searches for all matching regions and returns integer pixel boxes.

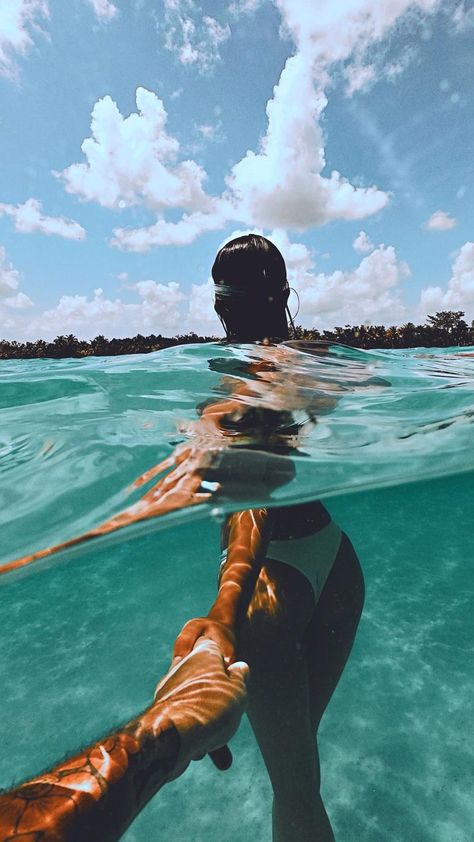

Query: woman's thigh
[303,533,365,731]
[235,538,364,776]
[236,561,319,791]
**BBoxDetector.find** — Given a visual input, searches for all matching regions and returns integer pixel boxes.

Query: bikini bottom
[265,521,342,604]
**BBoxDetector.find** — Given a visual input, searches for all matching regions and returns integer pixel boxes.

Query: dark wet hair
[212,234,291,340]
[212,234,287,292]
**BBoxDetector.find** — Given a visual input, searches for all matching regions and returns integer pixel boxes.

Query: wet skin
[1,345,340,578]
[0,640,248,842]
[2,343,367,841]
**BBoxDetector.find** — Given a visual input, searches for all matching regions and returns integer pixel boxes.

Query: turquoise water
[0,342,473,840]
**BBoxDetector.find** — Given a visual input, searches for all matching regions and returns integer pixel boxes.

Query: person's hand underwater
[173,618,237,666]
[152,638,248,775]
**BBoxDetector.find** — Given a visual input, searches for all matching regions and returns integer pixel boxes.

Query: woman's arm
[210,508,275,626]
[173,507,275,663]
[0,356,289,578]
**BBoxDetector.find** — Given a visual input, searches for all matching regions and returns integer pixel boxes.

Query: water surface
[0,342,472,841]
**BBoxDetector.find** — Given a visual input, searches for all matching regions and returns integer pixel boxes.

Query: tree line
[1,311,473,359]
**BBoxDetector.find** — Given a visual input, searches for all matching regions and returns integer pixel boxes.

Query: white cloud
[229,0,264,16]
[228,0,443,229]
[274,0,439,64]
[0,0,49,78]
[423,209,457,231]
[451,2,474,32]
[343,43,420,98]
[0,198,86,239]
[32,288,126,338]
[55,2,446,249]
[353,230,375,253]
[26,280,187,340]
[0,246,33,323]
[188,277,221,332]
[0,1,117,80]
[4,291,32,309]
[3,229,413,338]
[288,241,410,328]
[20,273,219,341]
[227,53,389,230]
[225,1,442,230]
[211,228,407,327]
[161,1,230,73]
[197,120,224,141]
[56,87,214,214]
[385,45,420,80]
[344,62,376,95]
[83,0,118,20]
[112,207,227,250]
[0,245,21,298]
[420,242,474,319]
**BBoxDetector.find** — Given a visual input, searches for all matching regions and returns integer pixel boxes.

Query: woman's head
[212,234,291,341]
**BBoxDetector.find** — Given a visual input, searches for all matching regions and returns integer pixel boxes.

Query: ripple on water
[0,344,472,841]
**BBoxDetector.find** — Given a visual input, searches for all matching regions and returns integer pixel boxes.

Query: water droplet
[211,507,226,523]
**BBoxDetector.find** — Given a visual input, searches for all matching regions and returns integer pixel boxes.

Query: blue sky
[0,0,473,340]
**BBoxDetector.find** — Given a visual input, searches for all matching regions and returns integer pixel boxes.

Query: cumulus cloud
[161,0,230,73]
[227,53,389,230]
[223,0,446,230]
[56,1,447,250]
[278,236,410,328]
[112,207,227,250]
[225,1,442,230]
[4,226,413,339]
[210,228,407,328]
[0,0,49,78]
[83,0,118,20]
[353,230,375,253]
[0,198,86,239]
[0,245,33,320]
[27,280,186,340]
[420,242,474,319]
[56,87,214,214]
[423,209,457,231]
[274,0,439,63]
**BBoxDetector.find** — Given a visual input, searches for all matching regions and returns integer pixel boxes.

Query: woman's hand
[173,618,237,665]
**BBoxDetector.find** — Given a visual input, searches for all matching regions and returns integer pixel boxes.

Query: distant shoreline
[1,312,473,359]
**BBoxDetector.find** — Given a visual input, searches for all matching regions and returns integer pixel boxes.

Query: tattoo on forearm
[0,722,180,842]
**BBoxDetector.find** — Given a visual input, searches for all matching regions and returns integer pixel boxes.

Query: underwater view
[0,340,473,842]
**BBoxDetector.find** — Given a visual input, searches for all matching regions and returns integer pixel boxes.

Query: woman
[2,235,365,841]
[173,235,365,842]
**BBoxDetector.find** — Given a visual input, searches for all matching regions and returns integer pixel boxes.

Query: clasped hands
[152,627,244,780]
[167,618,239,772]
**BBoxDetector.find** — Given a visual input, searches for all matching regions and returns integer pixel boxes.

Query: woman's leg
[237,561,335,842]
[303,533,365,732]
[237,535,364,841]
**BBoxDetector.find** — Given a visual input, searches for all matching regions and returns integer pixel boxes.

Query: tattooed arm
[0,640,248,842]
[173,507,275,664]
